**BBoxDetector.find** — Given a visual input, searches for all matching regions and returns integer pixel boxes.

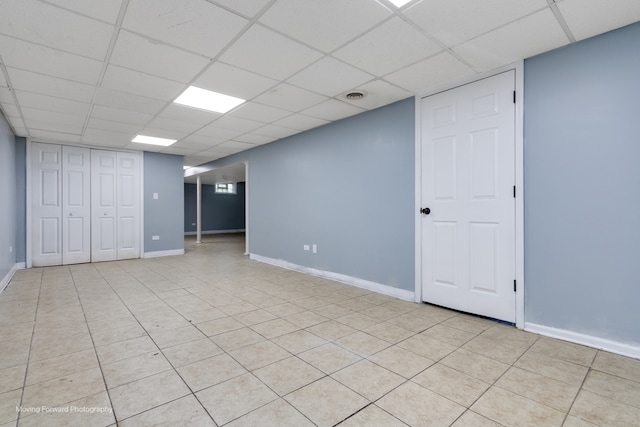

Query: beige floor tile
[196,373,277,425]
[582,369,640,409]
[250,318,300,339]
[90,324,147,348]
[562,415,598,426]
[109,370,190,421]
[183,307,227,324]
[591,350,640,383]
[285,377,369,427]
[480,324,539,346]
[570,389,640,426]
[368,345,435,379]
[219,302,260,316]
[229,340,291,371]
[299,343,362,374]
[26,349,99,386]
[413,363,490,407]
[514,350,589,386]
[338,404,406,427]
[529,337,597,367]
[147,325,206,349]
[283,310,328,329]
[232,309,278,326]
[397,334,458,361]
[28,330,94,362]
[0,364,26,394]
[377,381,465,427]
[385,313,439,333]
[95,335,159,365]
[471,386,565,427]
[265,303,306,317]
[335,313,380,330]
[440,348,510,383]
[211,328,265,352]
[271,330,327,354]
[162,338,222,368]
[451,410,502,426]
[226,398,314,427]
[0,389,21,424]
[177,353,247,392]
[254,356,324,396]
[197,316,245,336]
[441,315,495,334]
[312,303,353,319]
[17,391,115,427]
[496,367,580,412]
[332,360,405,401]
[22,367,105,409]
[362,322,414,344]
[462,335,531,364]
[335,331,391,357]
[420,324,477,347]
[118,395,215,427]
[306,320,357,341]
[102,351,172,389]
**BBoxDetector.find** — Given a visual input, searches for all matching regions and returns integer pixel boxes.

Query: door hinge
[513,91,516,104]
[513,186,516,198]
[514,280,517,292]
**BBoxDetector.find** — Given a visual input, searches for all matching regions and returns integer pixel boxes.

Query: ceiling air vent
[344,91,366,100]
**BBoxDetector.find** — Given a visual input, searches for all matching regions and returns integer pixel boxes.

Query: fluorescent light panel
[174,86,245,113]
[132,135,177,146]
[388,0,412,7]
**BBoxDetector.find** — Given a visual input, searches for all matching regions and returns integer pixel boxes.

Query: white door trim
[415,61,525,329]
[244,161,249,256]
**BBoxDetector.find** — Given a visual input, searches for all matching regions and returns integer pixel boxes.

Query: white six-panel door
[91,150,118,262]
[420,71,516,322]
[62,146,91,265]
[116,152,140,260]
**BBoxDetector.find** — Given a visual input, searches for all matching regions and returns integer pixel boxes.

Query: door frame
[414,62,525,329]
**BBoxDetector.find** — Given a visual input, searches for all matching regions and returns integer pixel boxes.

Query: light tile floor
[1,234,639,426]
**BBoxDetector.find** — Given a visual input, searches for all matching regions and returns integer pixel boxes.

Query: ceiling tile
[333,17,443,77]
[159,146,192,156]
[208,0,271,18]
[101,65,185,101]
[454,9,569,72]
[110,30,209,83]
[205,140,257,154]
[301,99,365,121]
[340,79,413,110]
[252,124,299,139]
[1,103,20,118]
[229,102,292,124]
[122,0,248,58]
[179,134,225,147]
[210,116,264,133]
[136,126,186,141]
[86,117,141,134]
[384,51,474,93]
[0,88,13,104]
[253,83,328,112]
[25,118,83,135]
[193,62,278,100]
[145,116,204,134]
[233,133,276,145]
[557,0,640,41]
[159,104,221,125]
[404,0,548,46]
[170,139,215,151]
[0,36,102,85]
[42,0,123,24]
[273,114,330,132]
[6,116,25,129]
[7,68,95,103]
[90,105,153,126]
[93,87,166,116]
[259,0,391,52]
[196,123,243,140]
[15,91,90,116]
[31,129,82,143]
[21,106,84,127]
[82,129,131,147]
[288,57,374,97]
[0,0,114,60]
[219,24,323,80]
[0,71,6,87]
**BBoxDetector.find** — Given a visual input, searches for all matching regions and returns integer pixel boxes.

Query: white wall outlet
[303,244,310,251]
[152,235,160,240]
[153,193,158,200]
[312,244,317,254]
[192,223,196,226]
[9,246,12,253]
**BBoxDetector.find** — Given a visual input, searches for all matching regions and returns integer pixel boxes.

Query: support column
[196,175,202,244]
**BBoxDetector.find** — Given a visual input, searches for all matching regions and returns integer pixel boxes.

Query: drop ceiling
[1,0,639,169]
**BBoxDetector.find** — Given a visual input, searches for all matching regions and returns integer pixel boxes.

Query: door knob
[69,212,74,216]
[420,207,431,215]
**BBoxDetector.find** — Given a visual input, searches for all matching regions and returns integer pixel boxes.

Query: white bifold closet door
[91,149,140,262]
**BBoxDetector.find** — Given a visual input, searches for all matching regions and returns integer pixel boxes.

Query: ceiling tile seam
[204,0,262,22]
[0,56,30,138]
[546,0,577,43]
[38,0,119,26]
[80,0,131,138]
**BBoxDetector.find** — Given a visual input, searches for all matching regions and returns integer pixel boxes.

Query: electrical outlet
[312,244,317,254]
[192,223,196,226]
[303,245,310,251]
[9,246,12,253]
[152,235,160,240]
[153,193,158,200]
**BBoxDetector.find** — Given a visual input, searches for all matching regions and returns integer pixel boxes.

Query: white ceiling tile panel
[90,105,153,126]
[31,129,82,143]
[179,134,225,147]
[122,0,248,58]
[0,88,13,104]
[21,106,85,127]
[82,129,132,147]
[233,133,276,145]
[170,139,214,151]
[301,99,365,121]
[41,0,123,24]
[93,88,166,116]
[0,0,114,60]
[334,17,443,77]
[253,83,328,112]
[404,0,548,46]
[15,91,90,116]
[25,119,82,135]
[11,126,28,137]
[6,116,25,129]
[195,124,244,140]
[340,79,413,110]
[110,30,210,83]
[86,117,141,134]
[126,141,165,152]
[205,140,257,154]
[557,0,640,41]
[273,114,329,132]
[454,9,570,72]
[145,116,204,134]
[0,71,6,87]
[0,36,103,85]
[7,68,95,103]
[1,103,20,118]
[259,0,391,53]
[384,51,474,93]
[207,0,271,18]
[229,102,292,124]
[159,104,220,126]
[159,146,192,156]
[136,127,186,141]
[100,65,185,102]
[193,62,278,100]
[209,116,264,133]
[288,57,374,97]
[252,124,299,139]
[219,25,323,80]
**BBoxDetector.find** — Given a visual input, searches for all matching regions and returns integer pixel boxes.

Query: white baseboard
[525,322,640,359]
[184,229,245,236]
[0,263,25,294]
[249,253,415,302]
[143,249,185,259]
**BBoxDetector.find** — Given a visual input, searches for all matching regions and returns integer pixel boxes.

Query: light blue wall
[143,152,185,253]
[0,112,17,280]
[193,98,415,291]
[524,22,640,345]
[184,182,245,232]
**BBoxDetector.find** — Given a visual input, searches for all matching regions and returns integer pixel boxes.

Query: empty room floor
[1,235,639,426]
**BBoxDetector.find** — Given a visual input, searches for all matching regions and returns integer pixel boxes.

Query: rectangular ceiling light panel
[174,86,245,113]
[132,135,177,146]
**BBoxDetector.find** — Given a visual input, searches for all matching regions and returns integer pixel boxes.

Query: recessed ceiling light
[388,0,412,7]
[344,91,367,100]
[132,135,177,146]
[174,86,245,113]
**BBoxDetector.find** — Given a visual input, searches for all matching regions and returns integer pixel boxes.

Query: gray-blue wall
[184,182,245,232]
[144,152,185,254]
[524,22,640,346]
[0,112,17,280]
